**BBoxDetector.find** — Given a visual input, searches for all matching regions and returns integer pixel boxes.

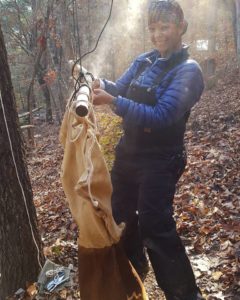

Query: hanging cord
[73,0,82,63]
[66,96,99,208]
[82,103,99,208]
[86,128,99,208]
[74,0,114,65]
[71,1,78,61]
[66,0,114,208]
[0,91,43,269]
[70,0,114,102]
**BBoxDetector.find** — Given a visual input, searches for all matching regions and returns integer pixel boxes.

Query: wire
[73,0,82,64]
[75,0,114,63]
[71,0,114,100]
[0,91,43,269]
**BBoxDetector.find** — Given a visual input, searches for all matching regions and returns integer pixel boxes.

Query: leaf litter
[10,73,240,299]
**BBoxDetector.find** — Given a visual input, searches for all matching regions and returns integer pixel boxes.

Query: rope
[73,0,114,65]
[86,128,99,208]
[73,0,82,70]
[71,0,114,100]
[0,91,43,269]
[66,94,99,208]
[66,0,114,210]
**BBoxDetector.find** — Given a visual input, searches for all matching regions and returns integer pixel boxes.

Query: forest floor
[21,71,240,300]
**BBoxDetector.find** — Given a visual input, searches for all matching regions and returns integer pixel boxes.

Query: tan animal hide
[60,108,148,300]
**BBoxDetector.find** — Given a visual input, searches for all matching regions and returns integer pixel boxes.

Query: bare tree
[208,0,218,54]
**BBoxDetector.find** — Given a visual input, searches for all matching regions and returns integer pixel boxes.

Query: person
[92,1,205,299]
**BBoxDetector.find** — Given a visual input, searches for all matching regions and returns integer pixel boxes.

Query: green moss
[96,112,122,169]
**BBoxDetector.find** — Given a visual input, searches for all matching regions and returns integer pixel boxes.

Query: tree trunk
[0,23,44,299]
[231,3,237,54]
[236,0,240,62]
[61,0,74,59]
[37,72,53,123]
[208,0,218,54]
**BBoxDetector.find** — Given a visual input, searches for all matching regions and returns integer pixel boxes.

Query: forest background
[0,0,239,299]
[0,0,239,122]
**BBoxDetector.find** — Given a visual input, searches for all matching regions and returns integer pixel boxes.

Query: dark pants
[111,148,199,300]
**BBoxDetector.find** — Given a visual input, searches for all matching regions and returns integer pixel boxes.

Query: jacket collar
[149,45,189,68]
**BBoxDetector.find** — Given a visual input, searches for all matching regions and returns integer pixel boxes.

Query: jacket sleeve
[113,62,204,129]
[102,59,141,97]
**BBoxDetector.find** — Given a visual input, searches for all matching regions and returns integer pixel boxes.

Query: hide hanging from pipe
[59,106,148,300]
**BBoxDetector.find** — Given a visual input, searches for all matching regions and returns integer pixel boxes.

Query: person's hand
[92,89,114,106]
[92,79,101,90]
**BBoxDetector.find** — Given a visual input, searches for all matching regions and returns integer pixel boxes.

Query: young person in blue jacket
[93,1,205,299]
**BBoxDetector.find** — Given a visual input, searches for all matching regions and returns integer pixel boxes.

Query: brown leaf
[26,284,37,299]
[212,271,223,281]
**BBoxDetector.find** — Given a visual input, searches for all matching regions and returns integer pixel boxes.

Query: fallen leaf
[212,271,223,281]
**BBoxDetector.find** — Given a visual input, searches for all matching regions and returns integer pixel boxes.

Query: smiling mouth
[156,42,166,46]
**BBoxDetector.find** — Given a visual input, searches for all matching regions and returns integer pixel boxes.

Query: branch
[13,0,30,48]
[18,107,43,118]
[7,29,33,57]
[27,0,55,110]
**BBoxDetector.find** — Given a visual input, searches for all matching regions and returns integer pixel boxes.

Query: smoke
[71,0,236,86]
[126,0,146,30]
[82,0,149,80]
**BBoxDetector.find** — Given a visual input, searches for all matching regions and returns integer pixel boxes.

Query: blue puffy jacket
[103,46,204,130]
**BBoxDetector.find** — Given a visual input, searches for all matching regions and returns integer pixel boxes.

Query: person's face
[148,20,184,57]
